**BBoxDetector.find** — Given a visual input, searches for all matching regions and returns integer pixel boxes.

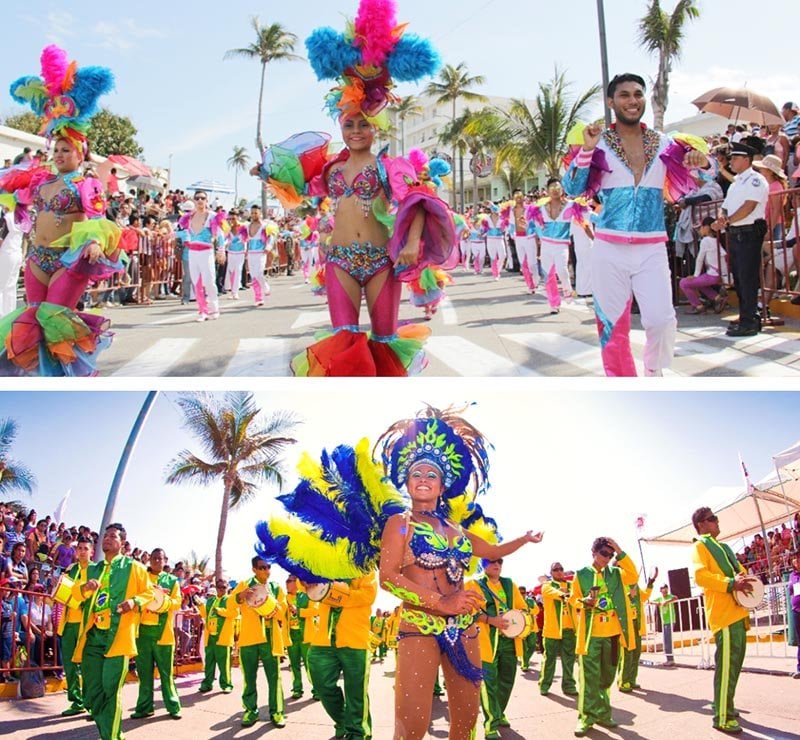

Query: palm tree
[637,0,700,132]
[391,95,424,156]
[224,18,302,209]
[439,108,503,208]
[164,392,300,580]
[425,63,488,206]
[183,550,211,577]
[468,68,600,182]
[0,418,35,499]
[227,146,250,204]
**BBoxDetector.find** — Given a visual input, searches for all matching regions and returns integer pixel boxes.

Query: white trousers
[470,239,486,273]
[486,235,506,267]
[540,242,572,294]
[592,239,676,375]
[225,252,246,298]
[0,244,22,318]
[515,235,538,288]
[188,248,219,317]
[572,230,593,296]
[247,251,269,304]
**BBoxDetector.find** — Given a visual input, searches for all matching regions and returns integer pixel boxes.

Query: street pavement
[4,653,798,739]
[96,269,800,377]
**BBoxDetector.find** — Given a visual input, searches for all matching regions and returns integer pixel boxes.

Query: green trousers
[713,618,747,728]
[287,630,304,695]
[308,645,371,738]
[239,641,283,718]
[82,629,128,740]
[521,632,537,670]
[618,620,642,688]
[61,621,84,709]
[200,635,232,691]
[134,632,181,716]
[480,635,517,734]
[577,635,619,725]
[540,630,577,693]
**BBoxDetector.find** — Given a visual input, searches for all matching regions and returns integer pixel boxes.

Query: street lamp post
[167,153,173,190]
[596,0,612,128]
[100,391,159,535]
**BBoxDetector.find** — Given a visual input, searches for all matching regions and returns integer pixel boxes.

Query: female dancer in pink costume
[0,46,123,375]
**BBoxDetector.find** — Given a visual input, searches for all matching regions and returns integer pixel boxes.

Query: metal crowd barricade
[683,187,800,320]
[643,582,793,670]
[0,589,204,685]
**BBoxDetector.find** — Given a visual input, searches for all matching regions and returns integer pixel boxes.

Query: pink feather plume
[407,148,428,176]
[40,45,70,96]
[354,0,399,67]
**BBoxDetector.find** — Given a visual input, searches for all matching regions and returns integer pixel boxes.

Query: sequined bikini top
[328,164,381,217]
[33,176,81,225]
[407,519,473,585]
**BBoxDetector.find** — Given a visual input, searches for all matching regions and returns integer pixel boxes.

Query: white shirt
[0,210,24,254]
[722,167,768,226]
[694,235,728,280]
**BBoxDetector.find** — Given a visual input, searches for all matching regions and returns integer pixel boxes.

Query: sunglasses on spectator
[551,566,564,572]
[489,559,503,565]
[597,548,615,558]
[702,515,719,524]
[194,195,207,201]
[255,564,270,570]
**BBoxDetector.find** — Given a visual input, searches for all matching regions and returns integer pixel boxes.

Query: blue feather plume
[388,35,441,81]
[70,66,115,120]
[253,523,327,583]
[306,28,360,80]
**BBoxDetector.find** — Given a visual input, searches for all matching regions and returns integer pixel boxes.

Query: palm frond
[0,461,36,495]
[164,451,226,486]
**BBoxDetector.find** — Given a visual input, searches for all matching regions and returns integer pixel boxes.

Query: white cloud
[89,18,167,53]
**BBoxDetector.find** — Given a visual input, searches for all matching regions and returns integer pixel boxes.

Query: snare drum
[499,608,533,639]
[145,588,166,612]
[244,584,277,617]
[733,576,765,609]
[51,573,77,607]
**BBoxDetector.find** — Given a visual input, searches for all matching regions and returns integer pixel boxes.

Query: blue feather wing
[388,35,441,82]
[306,28,360,80]
[9,77,48,114]
[277,479,351,542]
[70,67,115,120]
[253,523,327,583]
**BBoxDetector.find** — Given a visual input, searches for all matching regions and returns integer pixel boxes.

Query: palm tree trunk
[215,478,231,581]
[234,169,239,204]
[257,62,268,213]
[451,99,457,209]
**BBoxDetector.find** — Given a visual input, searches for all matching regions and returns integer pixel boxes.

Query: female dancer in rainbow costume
[253,0,457,376]
[0,46,123,375]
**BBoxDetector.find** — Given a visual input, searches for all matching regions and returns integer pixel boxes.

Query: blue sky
[1,388,797,607]
[2,1,799,203]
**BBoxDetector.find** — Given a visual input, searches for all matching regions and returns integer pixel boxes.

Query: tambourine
[733,576,765,609]
[145,588,166,612]
[51,573,78,608]
[306,581,349,606]
[499,609,533,639]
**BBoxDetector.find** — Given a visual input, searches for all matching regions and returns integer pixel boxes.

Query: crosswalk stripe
[634,329,800,376]
[111,338,199,376]
[292,310,329,329]
[224,338,292,376]
[507,333,606,375]
[440,296,458,325]
[426,336,543,376]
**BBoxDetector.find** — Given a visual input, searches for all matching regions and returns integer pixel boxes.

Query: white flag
[53,489,70,524]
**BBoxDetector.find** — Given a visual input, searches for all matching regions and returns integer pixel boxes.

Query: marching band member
[230,557,287,728]
[131,547,182,721]
[198,577,236,694]
[617,571,655,693]
[540,562,578,696]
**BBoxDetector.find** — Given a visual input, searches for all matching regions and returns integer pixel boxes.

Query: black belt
[728,220,765,233]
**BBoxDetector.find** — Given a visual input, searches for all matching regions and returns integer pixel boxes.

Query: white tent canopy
[771,439,800,473]
[187,180,234,195]
[642,483,800,546]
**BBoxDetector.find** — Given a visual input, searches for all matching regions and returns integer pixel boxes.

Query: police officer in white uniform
[715,142,768,337]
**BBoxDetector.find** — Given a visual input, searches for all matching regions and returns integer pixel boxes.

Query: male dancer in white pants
[246,205,271,307]
[177,191,223,321]
[484,204,507,280]
[504,190,538,293]
[225,210,247,300]
[531,180,575,313]
[563,73,708,375]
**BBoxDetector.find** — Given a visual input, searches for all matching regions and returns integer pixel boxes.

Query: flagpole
[739,453,774,581]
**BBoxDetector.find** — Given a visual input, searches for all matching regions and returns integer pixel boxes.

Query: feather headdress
[254,438,406,582]
[306,0,440,126]
[9,45,114,154]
